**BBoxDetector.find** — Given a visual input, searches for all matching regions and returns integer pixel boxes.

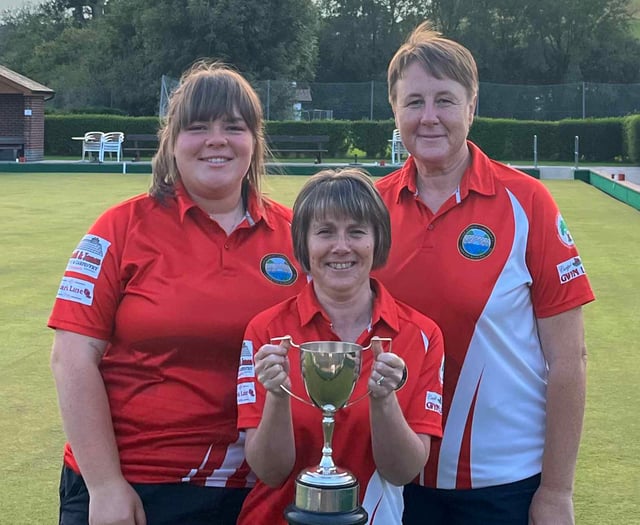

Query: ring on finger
[376,375,385,385]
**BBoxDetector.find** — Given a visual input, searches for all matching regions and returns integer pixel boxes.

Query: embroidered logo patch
[556,214,575,247]
[458,224,495,260]
[237,382,257,405]
[557,256,586,284]
[56,276,94,306]
[425,391,443,415]
[65,235,111,279]
[238,340,255,379]
[261,253,298,285]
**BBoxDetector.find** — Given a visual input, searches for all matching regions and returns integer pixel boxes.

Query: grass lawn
[0,173,638,523]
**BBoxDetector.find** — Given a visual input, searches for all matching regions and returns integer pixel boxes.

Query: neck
[315,282,374,343]
[206,197,246,235]
[414,148,470,213]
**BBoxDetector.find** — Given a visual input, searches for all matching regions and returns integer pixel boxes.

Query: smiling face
[393,61,476,172]
[174,113,254,204]
[307,215,375,298]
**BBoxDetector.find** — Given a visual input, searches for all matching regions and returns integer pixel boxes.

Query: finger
[371,337,383,359]
[279,336,292,353]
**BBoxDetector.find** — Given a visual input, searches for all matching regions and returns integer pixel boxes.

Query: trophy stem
[319,410,337,474]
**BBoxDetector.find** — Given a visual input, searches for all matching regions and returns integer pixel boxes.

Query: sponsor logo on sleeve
[237,382,257,405]
[425,391,443,415]
[458,224,495,260]
[556,214,575,247]
[556,256,586,284]
[56,277,94,306]
[260,253,298,285]
[65,235,111,279]
[238,340,255,379]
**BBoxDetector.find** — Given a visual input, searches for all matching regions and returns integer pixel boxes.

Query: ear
[467,93,477,127]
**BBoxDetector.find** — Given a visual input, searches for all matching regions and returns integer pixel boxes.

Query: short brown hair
[388,21,478,107]
[291,169,391,272]
[150,61,266,203]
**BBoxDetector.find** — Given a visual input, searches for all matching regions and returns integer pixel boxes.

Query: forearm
[370,394,429,485]
[52,358,123,490]
[541,355,586,491]
[245,392,295,487]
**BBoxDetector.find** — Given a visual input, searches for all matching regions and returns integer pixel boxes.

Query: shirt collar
[295,278,400,335]
[391,140,496,204]
[174,179,272,229]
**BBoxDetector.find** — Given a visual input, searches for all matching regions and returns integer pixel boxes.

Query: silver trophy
[272,336,391,524]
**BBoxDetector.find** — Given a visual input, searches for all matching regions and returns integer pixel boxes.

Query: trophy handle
[270,336,316,406]
[344,336,392,407]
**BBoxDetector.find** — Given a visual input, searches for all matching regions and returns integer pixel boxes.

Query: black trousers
[58,465,251,525]
[402,474,541,525]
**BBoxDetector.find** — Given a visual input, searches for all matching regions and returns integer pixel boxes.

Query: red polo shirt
[373,142,595,489]
[48,181,304,486]
[237,279,443,524]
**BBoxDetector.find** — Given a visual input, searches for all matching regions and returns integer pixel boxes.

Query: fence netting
[159,77,640,121]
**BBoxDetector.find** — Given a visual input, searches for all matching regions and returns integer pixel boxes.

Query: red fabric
[49,182,304,485]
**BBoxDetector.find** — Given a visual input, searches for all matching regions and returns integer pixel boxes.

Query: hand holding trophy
[270,335,391,525]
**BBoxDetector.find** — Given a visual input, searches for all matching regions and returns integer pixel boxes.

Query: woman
[236,168,444,524]
[373,22,595,525]
[49,62,303,525]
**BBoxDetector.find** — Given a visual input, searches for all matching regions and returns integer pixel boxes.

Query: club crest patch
[260,253,298,285]
[556,214,575,247]
[458,224,495,260]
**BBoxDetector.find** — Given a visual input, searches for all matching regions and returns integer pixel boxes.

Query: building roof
[0,64,55,97]
[296,88,312,102]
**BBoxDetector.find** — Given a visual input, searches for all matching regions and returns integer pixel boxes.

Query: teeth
[329,262,353,269]
[206,157,227,164]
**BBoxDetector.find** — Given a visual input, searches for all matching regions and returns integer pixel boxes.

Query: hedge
[44,114,639,163]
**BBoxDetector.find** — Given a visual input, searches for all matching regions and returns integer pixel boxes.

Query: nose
[205,125,228,146]
[332,232,351,252]
[419,102,439,125]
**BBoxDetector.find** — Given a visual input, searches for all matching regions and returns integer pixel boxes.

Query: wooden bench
[267,135,329,164]
[123,134,158,161]
[0,136,25,161]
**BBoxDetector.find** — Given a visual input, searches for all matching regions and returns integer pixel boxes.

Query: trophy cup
[272,336,391,525]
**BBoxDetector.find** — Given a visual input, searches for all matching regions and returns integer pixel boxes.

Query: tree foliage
[0,0,638,115]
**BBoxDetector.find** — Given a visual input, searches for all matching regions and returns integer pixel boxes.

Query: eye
[186,122,207,131]
[436,97,455,107]
[226,123,247,133]
[406,99,424,108]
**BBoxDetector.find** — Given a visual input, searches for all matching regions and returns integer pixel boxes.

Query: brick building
[0,65,55,161]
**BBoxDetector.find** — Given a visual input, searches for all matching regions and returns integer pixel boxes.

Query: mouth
[202,156,231,164]
[328,262,356,270]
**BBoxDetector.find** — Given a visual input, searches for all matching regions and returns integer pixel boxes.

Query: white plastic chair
[100,132,125,162]
[81,131,104,161]
[389,128,409,165]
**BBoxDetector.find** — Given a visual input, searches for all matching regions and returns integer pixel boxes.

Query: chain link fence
[160,76,640,121]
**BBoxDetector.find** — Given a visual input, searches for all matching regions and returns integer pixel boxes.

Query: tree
[315,0,419,82]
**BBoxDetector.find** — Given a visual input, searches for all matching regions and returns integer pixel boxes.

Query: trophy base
[295,472,359,513]
[284,503,368,525]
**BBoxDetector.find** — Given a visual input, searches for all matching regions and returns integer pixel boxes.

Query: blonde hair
[388,21,479,107]
[150,61,266,204]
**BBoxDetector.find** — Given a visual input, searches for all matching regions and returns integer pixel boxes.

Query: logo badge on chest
[260,253,298,285]
[458,224,495,260]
